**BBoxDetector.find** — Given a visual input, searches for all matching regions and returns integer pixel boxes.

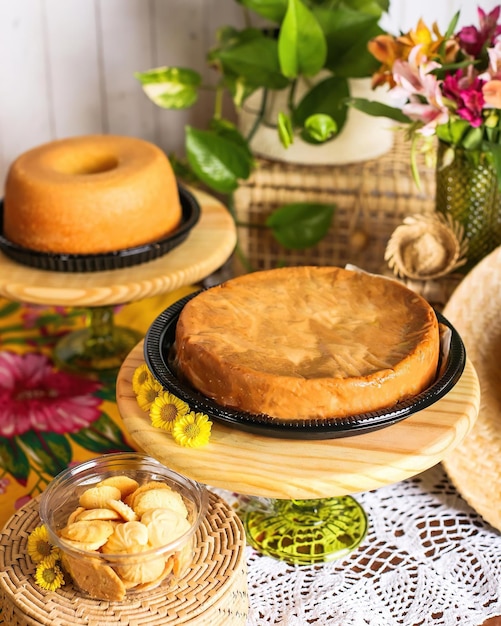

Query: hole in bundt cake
[54,153,119,175]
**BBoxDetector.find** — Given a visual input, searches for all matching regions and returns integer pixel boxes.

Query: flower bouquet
[351,5,501,271]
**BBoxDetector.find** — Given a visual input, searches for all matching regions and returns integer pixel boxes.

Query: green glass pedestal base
[53,306,142,375]
[244,496,368,565]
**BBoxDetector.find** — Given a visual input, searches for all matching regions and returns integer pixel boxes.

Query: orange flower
[368,34,403,65]
[483,80,501,108]
[369,19,459,89]
[368,35,406,88]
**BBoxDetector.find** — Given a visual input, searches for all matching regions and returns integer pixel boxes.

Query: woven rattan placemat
[442,246,501,532]
[0,491,248,625]
[232,134,436,275]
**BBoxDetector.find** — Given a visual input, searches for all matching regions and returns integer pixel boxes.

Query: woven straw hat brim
[442,246,501,532]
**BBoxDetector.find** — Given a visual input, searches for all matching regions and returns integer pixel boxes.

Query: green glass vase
[244,496,368,565]
[435,140,501,273]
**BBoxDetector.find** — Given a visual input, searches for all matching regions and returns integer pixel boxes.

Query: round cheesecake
[174,266,440,421]
[3,134,182,255]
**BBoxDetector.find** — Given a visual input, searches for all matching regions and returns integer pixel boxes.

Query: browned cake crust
[174,266,440,421]
[3,135,182,254]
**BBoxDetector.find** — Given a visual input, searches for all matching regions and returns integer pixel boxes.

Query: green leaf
[186,126,253,194]
[266,202,335,249]
[135,67,201,109]
[337,0,388,16]
[0,301,20,318]
[210,118,254,161]
[0,437,30,485]
[348,97,412,123]
[294,76,349,133]
[236,0,288,22]
[314,7,383,76]
[302,114,337,143]
[462,126,483,150]
[70,413,132,453]
[213,33,290,90]
[168,153,200,185]
[215,25,263,48]
[18,431,72,476]
[444,10,461,38]
[278,112,294,147]
[430,59,477,80]
[278,0,327,78]
[436,119,470,145]
[95,384,118,403]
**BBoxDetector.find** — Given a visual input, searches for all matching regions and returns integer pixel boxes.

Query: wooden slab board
[0,189,236,306]
[116,341,480,500]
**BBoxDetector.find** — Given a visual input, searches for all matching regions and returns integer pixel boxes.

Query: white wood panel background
[0,0,499,191]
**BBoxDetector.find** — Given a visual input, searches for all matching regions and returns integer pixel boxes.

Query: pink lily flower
[392,45,450,133]
[480,41,501,80]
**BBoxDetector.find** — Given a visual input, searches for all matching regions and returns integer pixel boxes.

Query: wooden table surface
[117,340,480,499]
[0,188,236,307]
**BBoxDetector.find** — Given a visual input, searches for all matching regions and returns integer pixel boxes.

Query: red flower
[0,351,102,438]
[442,70,486,127]
[458,6,501,57]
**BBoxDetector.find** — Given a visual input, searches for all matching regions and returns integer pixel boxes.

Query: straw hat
[442,245,501,532]
[385,213,468,280]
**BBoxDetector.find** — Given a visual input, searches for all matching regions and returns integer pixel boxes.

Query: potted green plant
[136,0,391,264]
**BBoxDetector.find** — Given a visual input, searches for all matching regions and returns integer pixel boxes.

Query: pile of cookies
[57,475,194,601]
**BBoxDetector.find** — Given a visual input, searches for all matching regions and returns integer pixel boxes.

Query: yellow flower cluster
[132,364,212,448]
[27,524,65,592]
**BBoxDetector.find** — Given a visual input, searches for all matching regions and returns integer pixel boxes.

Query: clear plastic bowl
[39,452,208,601]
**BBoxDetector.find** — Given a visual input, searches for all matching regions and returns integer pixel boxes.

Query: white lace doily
[215,463,501,626]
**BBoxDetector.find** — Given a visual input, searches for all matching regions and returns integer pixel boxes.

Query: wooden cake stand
[0,189,236,373]
[116,341,480,564]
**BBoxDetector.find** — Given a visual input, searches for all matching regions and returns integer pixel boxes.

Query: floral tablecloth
[0,289,196,530]
[1,292,500,626]
[0,289,199,623]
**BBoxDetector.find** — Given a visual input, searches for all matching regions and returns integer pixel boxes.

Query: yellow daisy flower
[34,554,65,591]
[150,392,190,432]
[132,363,153,395]
[27,525,57,563]
[172,411,212,448]
[136,378,162,411]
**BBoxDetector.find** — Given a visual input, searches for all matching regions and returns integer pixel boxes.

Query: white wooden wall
[1,0,498,191]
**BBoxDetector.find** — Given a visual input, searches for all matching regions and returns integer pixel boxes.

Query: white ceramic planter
[238,78,395,165]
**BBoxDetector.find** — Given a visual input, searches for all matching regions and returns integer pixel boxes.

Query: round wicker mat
[0,492,248,626]
[442,246,501,533]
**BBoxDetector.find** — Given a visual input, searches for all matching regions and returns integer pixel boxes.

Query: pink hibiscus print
[0,351,103,438]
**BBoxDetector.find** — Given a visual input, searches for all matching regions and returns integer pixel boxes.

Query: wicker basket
[232,134,465,308]
[0,492,248,626]
[233,134,436,274]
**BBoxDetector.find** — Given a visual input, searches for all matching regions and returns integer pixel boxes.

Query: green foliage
[278,0,327,78]
[136,0,389,259]
[70,414,133,453]
[210,29,290,92]
[348,97,410,123]
[134,67,201,109]
[293,76,349,137]
[278,112,294,147]
[266,202,336,248]
[185,125,254,193]
[18,431,72,477]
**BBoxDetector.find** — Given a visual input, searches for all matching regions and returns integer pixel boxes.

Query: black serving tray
[0,184,200,272]
[143,292,467,440]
